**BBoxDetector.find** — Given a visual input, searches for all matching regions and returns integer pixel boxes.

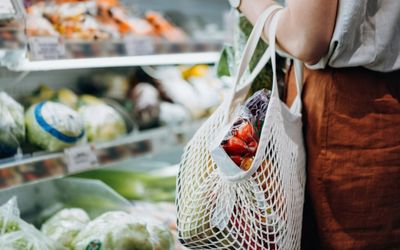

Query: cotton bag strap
[225,4,282,120]
[268,10,303,114]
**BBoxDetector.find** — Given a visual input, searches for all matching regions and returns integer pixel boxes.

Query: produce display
[25,101,85,152]
[0,197,176,250]
[25,0,188,42]
[71,211,174,250]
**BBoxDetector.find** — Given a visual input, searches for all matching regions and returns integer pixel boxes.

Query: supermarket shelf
[0,120,203,190]
[8,52,221,71]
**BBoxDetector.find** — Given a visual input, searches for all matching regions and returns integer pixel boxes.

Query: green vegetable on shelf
[75,169,176,202]
[25,101,85,152]
[78,104,127,143]
[72,211,174,250]
[41,208,90,249]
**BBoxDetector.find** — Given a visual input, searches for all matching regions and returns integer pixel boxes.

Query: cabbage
[25,102,85,151]
[78,104,126,142]
[41,208,90,248]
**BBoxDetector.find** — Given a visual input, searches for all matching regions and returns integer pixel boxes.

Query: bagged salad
[0,198,65,250]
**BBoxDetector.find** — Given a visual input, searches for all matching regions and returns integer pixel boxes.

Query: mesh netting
[176,94,305,250]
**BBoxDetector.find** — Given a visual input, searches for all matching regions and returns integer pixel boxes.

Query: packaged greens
[25,101,85,151]
[0,92,25,158]
[78,104,127,142]
[72,211,174,250]
[41,208,90,249]
[0,198,66,250]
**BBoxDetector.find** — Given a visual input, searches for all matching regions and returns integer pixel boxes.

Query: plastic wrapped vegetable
[78,104,127,142]
[72,211,174,250]
[0,198,65,250]
[211,89,271,171]
[25,101,85,151]
[41,208,90,249]
[0,92,25,158]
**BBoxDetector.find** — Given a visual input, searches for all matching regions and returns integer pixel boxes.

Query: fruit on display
[0,92,25,159]
[41,208,90,249]
[25,101,85,152]
[79,103,127,142]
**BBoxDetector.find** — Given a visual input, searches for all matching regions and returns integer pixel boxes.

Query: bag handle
[268,11,303,114]
[223,9,304,182]
[225,5,283,121]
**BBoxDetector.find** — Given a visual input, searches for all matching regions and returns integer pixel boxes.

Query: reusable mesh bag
[176,7,306,250]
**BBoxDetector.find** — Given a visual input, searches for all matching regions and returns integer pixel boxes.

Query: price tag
[124,36,154,56]
[29,36,66,61]
[0,0,15,15]
[64,145,98,173]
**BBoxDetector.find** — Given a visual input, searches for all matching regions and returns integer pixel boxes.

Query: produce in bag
[25,101,85,151]
[212,89,271,171]
[130,83,161,130]
[0,92,25,158]
[177,6,305,250]
[72,211,174,250]
[78,104,127,142]
[0,198,65,250]
[41,208,90,248]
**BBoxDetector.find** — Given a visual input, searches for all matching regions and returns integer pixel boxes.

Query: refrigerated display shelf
[0,120,203,190]
[8,51,221,71]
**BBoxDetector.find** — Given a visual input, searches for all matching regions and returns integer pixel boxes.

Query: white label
[29,36,66,61]
[124,36,154,56]
[65,145,98,173]
[0,0,15,15]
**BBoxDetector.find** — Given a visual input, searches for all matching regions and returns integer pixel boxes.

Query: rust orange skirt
[285,65,400,249]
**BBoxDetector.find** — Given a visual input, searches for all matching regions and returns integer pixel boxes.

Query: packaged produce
[212,89,271,171]
[26,14,58,36]
[72,211,174,250]
[130,82,161,130]
[41,208,90,248]
[0,92,25,158]
[78,104,127,142]
[0,198,65,250]
[25,101,85,151]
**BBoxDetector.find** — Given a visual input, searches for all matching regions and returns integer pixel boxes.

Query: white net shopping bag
[177,7,305,250]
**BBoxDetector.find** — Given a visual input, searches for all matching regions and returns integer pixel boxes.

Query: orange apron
[286,65,400,249]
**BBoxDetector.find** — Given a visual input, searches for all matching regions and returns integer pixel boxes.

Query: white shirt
[308,0,400,72]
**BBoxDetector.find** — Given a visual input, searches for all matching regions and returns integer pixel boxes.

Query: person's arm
[239,0,338,64]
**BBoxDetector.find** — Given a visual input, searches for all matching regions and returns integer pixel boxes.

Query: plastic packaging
[25,101,85,151]
[41,208,90,248]
[72,211,174,250]
[0,92,25,158]
[78,104,127,142]
[0,198,66,250]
